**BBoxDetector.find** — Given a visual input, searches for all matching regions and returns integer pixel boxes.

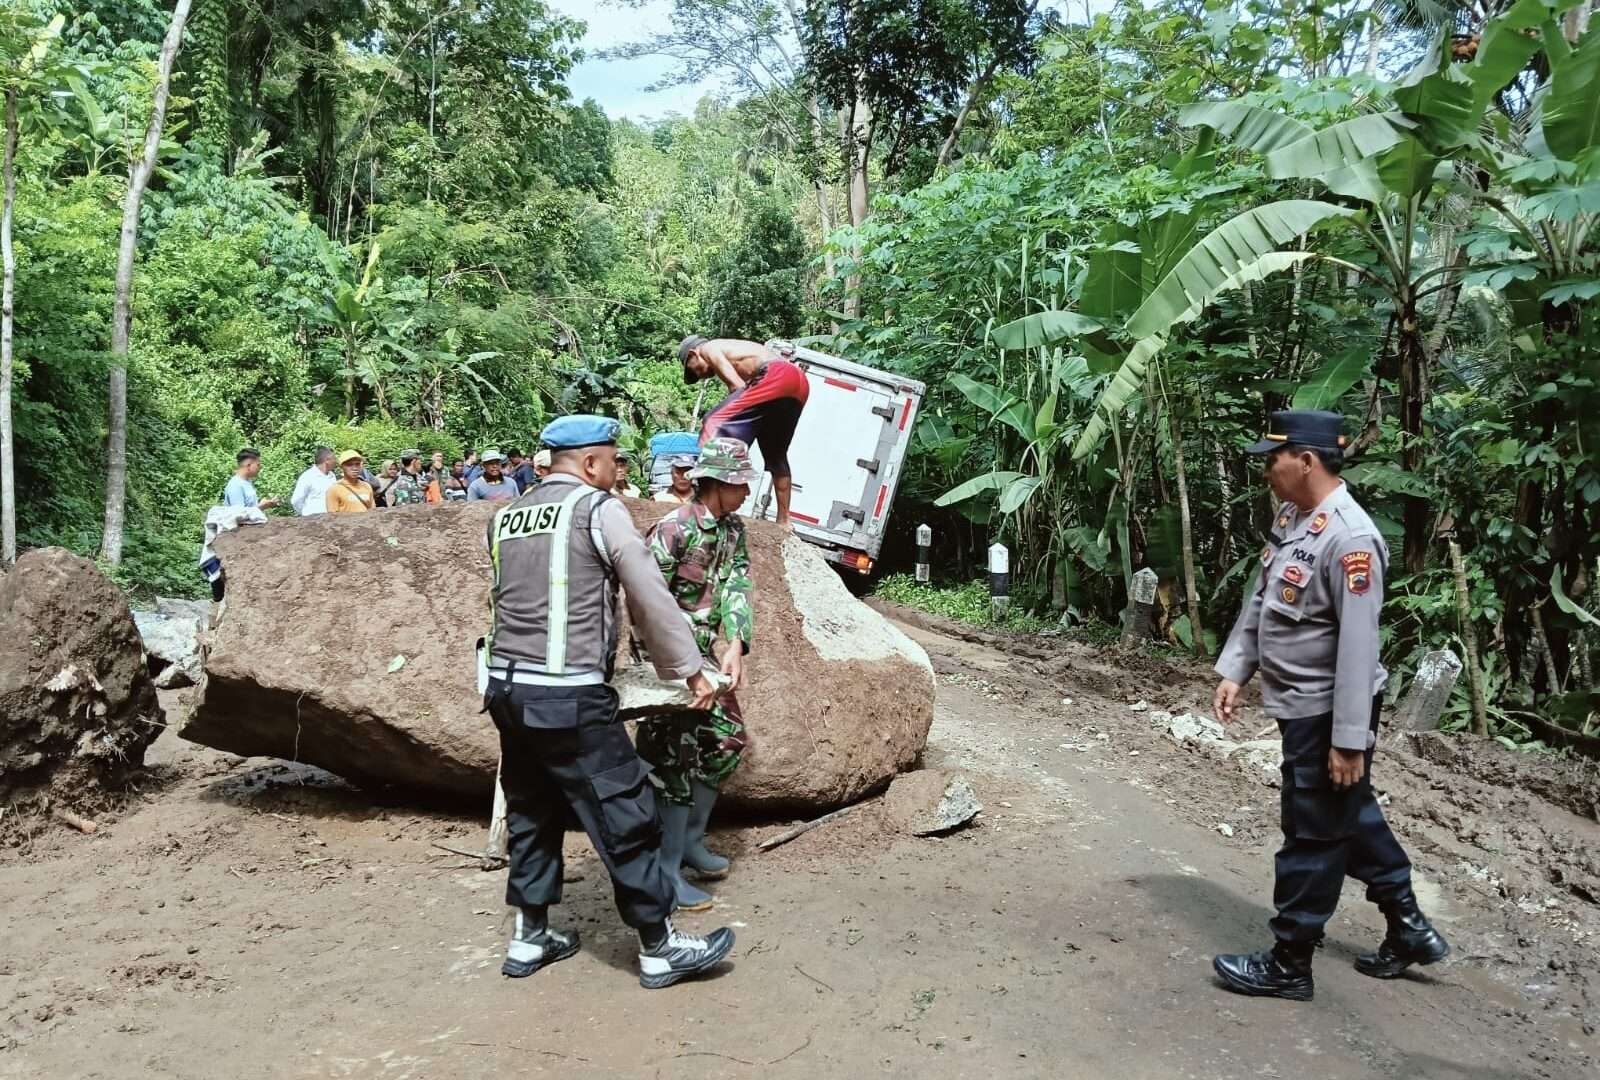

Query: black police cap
[1245,410,1347,454]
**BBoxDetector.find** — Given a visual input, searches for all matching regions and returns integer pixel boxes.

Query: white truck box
[722,341,925,575]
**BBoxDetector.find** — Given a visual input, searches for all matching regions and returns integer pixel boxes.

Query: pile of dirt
[0,548,164,828]
[180,500,934,812]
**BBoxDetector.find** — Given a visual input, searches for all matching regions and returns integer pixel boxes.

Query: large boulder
[0,548,164,807]
[179,501,934,811]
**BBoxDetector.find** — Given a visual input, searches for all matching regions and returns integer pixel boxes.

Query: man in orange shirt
[326,450,376,512]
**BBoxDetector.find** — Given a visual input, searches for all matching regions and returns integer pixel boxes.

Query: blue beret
[541,414,621,450]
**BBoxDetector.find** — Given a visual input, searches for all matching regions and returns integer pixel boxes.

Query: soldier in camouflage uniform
[389,449,426,506]
[635,437,758,911]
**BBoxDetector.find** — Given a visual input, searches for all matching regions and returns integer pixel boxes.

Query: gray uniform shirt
[1215,482,1387,750]
[487,473,702,682]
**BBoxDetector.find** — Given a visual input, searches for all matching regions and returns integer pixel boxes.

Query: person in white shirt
[290,447,337,516]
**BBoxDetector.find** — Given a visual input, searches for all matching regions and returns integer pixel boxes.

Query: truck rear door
[783,371,897,540]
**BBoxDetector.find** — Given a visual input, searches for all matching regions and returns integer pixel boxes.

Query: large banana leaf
[1544,28,1600,160]
[1127,201,1354,339]
[1395,62,1479,149]
[1292,348,1370,409]
[1376,135,1444,200]
[1264,113,1413,180]
[1470,0,1548,106]
[934,470,1025,508]
[1072,335,1166,461]
[1166,251,1319,328]
[1317,159,1389,203]
[948,371,1012,415]
[1177,101,1312,154]
[1552,566,1600,630]
[991,310,1104,349]
[1079,222,1142,322]
[950,372,1035,439]
[998,475,1043,514]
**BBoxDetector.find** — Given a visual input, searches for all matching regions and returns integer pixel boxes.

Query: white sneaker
[637,920,735,989]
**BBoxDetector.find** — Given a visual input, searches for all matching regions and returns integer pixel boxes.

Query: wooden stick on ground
[430,841,507,868]
[757,805,856,852]
[486,757,509,860]
[52,807,98,834]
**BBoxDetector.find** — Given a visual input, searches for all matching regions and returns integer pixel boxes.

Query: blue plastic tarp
[649,431,699,459]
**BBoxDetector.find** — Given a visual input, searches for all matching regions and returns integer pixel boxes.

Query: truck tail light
[852,553,873,574]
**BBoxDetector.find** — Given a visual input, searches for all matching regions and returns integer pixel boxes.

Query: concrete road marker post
[989,542,1010,620]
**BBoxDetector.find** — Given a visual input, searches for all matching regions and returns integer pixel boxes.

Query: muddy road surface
[2,616,1596,1079]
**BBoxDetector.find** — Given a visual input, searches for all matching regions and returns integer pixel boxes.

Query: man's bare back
[680,338,772,390]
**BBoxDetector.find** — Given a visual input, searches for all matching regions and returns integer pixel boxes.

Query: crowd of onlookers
[220,442,654,517]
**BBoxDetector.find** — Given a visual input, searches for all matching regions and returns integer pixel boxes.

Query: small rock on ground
[884,769,982,836]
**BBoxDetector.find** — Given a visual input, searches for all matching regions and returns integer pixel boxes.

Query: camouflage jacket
[390,472,425,506]
[648,500,753,658]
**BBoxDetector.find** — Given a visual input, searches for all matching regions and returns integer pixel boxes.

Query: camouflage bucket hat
[689,437,761,484]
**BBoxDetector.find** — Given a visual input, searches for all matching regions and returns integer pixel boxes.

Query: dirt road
[2,618,1596,1079]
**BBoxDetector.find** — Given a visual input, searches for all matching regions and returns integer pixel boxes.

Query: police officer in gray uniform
[482,414,736,989]
[1211,410,1448,1001]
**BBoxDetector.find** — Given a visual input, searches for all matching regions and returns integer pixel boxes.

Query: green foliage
[701,196,807,340]
[873,573,1050,633]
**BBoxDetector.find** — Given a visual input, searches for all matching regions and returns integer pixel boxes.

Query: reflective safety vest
[485,479,617,678]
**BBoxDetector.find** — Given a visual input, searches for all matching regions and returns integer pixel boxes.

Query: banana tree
[1139,6,1583,574]
[1451,11,1600,689]
[930,318,1116,609]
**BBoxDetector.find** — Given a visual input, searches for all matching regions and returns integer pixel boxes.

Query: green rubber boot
[658,801,714,912]
[682,779,730,881]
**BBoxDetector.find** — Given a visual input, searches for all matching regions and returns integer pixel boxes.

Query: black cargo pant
[1271,696,1414,944]
[487,679,675,929]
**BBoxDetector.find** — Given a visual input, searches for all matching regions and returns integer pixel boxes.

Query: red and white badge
[1308,511,1330,535]
[1282,564,1305,586]
[1342,551,1373,595]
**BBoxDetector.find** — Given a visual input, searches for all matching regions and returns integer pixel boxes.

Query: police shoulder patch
[1308,511,1330,535]
[1342,550,1373,595]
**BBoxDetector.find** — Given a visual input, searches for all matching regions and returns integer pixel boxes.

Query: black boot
[1213,941,1315,1001]
[1355,892,1449,979]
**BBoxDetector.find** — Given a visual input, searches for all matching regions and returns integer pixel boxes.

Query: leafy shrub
[873,573,1051,633]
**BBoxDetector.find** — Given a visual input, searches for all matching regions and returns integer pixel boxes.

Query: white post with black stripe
[915,523,933,584]
[989,542,1010,620]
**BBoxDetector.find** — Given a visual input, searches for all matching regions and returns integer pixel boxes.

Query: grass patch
[873,574,1052,634]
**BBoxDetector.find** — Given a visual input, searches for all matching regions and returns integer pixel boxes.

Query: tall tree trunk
[1,91,17,566]
[102,0,194,566]
[847,101,871,229]
[1397,293,1428,575]
[1564,1,1593,42]
[1212,441,1235,572]
[842,95,872,320]
[1167,390,1205,656]
[937,55,1002,167]
[808,94,835,279]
